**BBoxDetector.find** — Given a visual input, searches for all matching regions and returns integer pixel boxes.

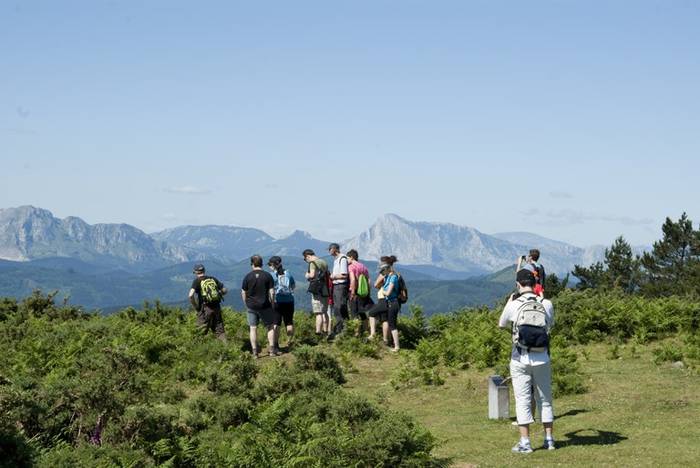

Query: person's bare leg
[286,325,294,345]
[519,424,530,439]
[382,321,390,344]
[544,422,553,439]
[391,329,400,350]
[315,314,323,333]
[249,326,258,355]
[273,324,280,349]
[368,316,377,338]
[267,326,277,354]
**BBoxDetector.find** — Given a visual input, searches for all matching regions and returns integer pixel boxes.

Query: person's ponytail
[380,255,398,266]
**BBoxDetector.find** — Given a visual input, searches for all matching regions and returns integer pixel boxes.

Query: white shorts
[510,359,554,425]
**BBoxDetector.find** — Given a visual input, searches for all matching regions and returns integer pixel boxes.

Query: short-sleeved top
[308,258,329,279]
[241,269,274,310]
[348,261,370,292]
[332,255,349,285]
[272,270,296,304]
[191,276,224,306]
[498,292,554,365]
[382,273,400,301]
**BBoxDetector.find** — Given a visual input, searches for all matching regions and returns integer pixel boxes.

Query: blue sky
[2,1,698,247]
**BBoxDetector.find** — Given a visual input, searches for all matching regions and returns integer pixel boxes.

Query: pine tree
[572,261,606,290]
[605,236,640,293]
[572,236,640,292]
[640,213,700,296]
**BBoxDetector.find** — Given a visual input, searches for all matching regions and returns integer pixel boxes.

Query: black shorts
[367,299,401,330]
[367,299,389,322]
[349,295,374,320]
[274,302,294,327]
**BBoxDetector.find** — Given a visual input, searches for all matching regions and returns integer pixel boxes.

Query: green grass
[341,342,700,467]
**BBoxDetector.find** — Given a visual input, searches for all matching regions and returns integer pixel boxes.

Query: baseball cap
[193,264,205,273]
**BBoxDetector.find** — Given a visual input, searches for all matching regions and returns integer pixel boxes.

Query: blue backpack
[275,271,294,298]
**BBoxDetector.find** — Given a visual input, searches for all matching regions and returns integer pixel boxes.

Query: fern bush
[0,293,443,467]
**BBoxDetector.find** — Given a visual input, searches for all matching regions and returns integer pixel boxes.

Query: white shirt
[498,292,554,365]
[332,255,349,285]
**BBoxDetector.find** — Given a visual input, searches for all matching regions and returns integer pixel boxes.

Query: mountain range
[0,205,648,312]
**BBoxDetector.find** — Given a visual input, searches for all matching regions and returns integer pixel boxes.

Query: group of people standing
[188,243,405,358]
[190,244,556,454]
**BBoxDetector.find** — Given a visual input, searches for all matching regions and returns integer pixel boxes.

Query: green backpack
[357,273,370,298]
[200,278,222,304]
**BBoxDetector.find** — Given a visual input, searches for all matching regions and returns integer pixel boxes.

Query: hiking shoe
[543,439,555,450]
[252,350,259,359]
[511,441,533,454]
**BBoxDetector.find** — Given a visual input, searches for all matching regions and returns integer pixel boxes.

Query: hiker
[347,249,373,335]
[516,249,546,297]
[189,264,228,342]
[498,269,556,453]
[303,249,330,336]
[241,255,277,358]
[328,242,350,338]
[268,256,296,350]
[367,255,402,351]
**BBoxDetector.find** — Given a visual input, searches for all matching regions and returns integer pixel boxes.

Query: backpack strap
[309,260,319,277]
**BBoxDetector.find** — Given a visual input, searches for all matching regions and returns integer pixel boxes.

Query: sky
[2,0,699,247]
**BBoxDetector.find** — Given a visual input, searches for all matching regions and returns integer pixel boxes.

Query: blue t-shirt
[272,270,295,303]
[382,273,400,301]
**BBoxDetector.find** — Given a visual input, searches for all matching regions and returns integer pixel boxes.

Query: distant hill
[1,206,647,313]
[151,225,274,261]
[0,206,197,270]
[343,214,524,275]
[0,257,512,314]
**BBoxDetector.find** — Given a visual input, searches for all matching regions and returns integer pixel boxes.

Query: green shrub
[550,337,587,396]
[392,353,445,389]
[37,443,154,468]
[0,418,35,468]
[333,334,382,359]
[398,305,430,349]
[653,341,684,365]
[292,345,346,384]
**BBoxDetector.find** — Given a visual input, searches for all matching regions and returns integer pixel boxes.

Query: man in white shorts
[499,269,556,453]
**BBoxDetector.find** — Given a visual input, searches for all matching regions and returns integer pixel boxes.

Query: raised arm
[374,274,385,289]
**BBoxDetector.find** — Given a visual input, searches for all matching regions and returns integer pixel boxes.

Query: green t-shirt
[309,258,328,278]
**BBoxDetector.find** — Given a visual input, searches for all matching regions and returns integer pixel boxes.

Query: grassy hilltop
[1,289,699,467]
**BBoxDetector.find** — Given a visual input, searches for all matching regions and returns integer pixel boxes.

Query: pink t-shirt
[348,261,370,283]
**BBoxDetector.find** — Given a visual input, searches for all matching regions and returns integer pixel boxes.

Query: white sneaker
[511,441,533,454]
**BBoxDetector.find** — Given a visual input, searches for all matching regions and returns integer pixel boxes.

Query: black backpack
[397,274,408,304]
[307,261,330,297]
